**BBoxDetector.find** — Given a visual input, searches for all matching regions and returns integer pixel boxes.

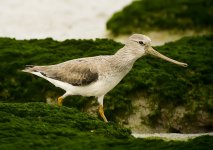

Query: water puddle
[132,132,213,141]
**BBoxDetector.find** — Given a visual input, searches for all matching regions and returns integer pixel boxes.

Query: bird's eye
[139,41,144,45]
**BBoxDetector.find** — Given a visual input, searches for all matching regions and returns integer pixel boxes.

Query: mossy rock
[106,0,213,35]
[0,102,212,150]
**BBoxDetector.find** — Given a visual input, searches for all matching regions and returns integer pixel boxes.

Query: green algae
[0,102,212,150]
[106,0,213,35]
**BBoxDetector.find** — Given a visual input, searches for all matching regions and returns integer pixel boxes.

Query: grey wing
[29,59,99,86]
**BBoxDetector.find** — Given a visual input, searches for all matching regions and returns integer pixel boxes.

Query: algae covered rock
[0,102,212,150]
[0,102,130,149]
[106,0,213,35]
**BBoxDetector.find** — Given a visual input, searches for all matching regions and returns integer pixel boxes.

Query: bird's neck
[114,46,139,62]
[108,46,139,73]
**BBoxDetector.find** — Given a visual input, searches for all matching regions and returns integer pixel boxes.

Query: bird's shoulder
[58,55,113,70]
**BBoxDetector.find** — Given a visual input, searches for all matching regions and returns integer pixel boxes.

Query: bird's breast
[69,73,126,97]
[68,62,134,97]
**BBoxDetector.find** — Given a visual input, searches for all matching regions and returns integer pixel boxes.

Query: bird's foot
[57,96,63,106]
[99,105,108,123]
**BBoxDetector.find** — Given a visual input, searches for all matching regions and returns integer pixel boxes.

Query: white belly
[31,71,123,97]
[71,75,123,96]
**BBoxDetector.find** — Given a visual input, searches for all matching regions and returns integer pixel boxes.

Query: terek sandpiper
[23,34,187,122]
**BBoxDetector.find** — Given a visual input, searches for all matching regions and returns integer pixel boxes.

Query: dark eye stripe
[139,41,144,45]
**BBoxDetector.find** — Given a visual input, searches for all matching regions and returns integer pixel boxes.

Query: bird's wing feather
[29,59,99,86]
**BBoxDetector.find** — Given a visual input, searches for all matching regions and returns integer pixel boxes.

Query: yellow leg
[99,105,108,123]
[57,96,63,106]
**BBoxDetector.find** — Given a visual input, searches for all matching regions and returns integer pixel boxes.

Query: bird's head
[126,34,188,67]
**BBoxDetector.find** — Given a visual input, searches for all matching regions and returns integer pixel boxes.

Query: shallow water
[132,132,213,141]
[0,0,132,40]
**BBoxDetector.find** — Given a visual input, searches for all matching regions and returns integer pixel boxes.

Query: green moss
[0,102,212,150]
[106,0,213,35]
[0,35,212,122]
[0,38,123,103]
[0,102,130,149]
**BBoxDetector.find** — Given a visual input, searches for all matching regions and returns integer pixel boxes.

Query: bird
[23,34,188,122]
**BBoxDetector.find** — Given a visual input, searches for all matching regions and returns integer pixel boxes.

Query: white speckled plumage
[23,34,187,122]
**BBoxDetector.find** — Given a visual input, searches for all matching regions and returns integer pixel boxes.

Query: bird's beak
[147,47,188,67]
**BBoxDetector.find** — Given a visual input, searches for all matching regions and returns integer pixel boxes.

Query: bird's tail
[22,65,36,73]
